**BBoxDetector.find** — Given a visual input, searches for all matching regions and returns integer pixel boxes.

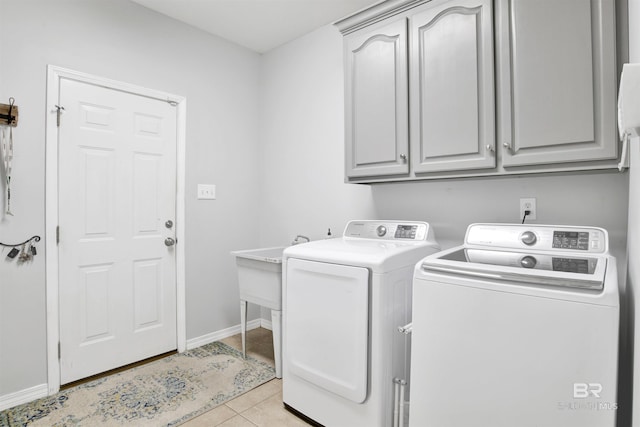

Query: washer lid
[422,247,607,290]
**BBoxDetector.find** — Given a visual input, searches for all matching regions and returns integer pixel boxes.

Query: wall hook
[0,98,19,127]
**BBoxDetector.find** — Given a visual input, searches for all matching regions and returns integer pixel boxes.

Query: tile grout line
[239,413,260,426]
[221,379,281,417]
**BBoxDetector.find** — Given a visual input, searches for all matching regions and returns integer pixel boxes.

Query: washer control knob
[520,231,537,246]
[376,225,387,237]
[520,256,537,269]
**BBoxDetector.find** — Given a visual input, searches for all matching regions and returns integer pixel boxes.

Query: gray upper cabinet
[344,18,410,178]
[410,0,496,174]
[337,0,618,183]
[496,0,617,167]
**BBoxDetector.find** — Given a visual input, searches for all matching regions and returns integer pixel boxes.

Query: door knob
[164,237,176,247]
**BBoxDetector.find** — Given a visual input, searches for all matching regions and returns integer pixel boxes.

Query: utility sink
[231,246,285,310]
[231,246,286,378]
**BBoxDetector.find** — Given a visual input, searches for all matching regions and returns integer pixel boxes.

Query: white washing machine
[410,223,620,427]
[282,220,440,427]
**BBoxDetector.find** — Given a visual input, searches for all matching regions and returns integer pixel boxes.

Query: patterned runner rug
[0,341,275,427]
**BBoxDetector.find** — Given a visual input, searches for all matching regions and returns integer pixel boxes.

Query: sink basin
[231,246,286,378]
[231,246,285,310]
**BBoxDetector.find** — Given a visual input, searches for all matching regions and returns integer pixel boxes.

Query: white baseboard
[261,318,273,330]
[186,318,271,350]
[0,383,48,412]
[1,320,274,411]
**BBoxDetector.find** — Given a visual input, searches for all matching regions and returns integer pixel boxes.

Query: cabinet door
[497,0,617,167]
[345,19,409,178]
[410,0,496,174]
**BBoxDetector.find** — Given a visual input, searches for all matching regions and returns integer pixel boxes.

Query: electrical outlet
[197,184,216,200]
[519,198,537,221]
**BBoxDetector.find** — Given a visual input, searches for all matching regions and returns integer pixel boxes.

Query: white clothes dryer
[283,220,440,427]
[410,223,620,427]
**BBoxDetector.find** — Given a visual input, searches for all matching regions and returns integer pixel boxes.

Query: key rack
[0,98,18,127]
[1,235,40,261]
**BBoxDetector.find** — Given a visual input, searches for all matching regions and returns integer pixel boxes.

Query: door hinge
[56,226,59,245]
[54,105,65,127]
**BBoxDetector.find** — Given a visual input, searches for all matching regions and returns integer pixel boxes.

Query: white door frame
[44,65,187,394]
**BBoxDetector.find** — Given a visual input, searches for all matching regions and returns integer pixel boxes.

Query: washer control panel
[465,224,608,254]
[344,220,430,241]
[552,230,590,250]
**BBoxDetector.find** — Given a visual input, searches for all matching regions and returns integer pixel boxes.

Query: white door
[57,78,178,384]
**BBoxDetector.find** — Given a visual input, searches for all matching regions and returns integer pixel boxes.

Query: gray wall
[0,0,262,396]
[258,25,375,246]
[372,173,628,255]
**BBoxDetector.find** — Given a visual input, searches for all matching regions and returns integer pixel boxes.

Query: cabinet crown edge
[334,0,424,35]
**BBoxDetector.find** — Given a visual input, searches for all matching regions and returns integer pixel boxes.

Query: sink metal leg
[271,309,282,378]
[240,300,247,359]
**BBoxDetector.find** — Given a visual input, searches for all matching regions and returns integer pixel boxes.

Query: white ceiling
[130,0,381,53]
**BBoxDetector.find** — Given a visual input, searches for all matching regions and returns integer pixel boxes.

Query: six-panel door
[58,78,178,384]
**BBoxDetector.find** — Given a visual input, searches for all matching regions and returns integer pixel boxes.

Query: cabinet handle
[398,322,413,334]
[486,145,494,152]
[503,142,512,151]
[399,154,407,162]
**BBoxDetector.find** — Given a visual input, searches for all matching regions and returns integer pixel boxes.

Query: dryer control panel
[343,220,431,241]
[465,224,608,254]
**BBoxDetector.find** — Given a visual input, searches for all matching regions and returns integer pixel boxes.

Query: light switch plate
[197,184,216,200]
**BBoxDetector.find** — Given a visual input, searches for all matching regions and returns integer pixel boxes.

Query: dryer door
[285,258,369,403]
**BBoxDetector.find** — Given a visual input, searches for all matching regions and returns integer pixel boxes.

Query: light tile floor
[182,328,312,427]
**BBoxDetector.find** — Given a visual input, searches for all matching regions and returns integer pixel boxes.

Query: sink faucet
[292,235,310,245]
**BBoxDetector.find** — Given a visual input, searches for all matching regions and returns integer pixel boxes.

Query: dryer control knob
[376,225,387,237]
[520,256,537,269]
[521,231,537,246]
